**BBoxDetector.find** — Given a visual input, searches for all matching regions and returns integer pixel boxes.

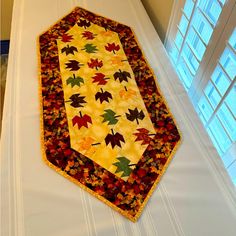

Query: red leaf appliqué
[105,43,120,54]
[88,58,103,70]
[92,73,109,85]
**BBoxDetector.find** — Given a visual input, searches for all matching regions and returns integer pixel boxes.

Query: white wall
[141,0,174,42]
[1,0,14,40]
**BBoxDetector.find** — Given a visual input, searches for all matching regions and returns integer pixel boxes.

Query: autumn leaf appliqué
[113,157,134,177]
[105,129,125,148]
[66,74,84,88]
[126,108,145,124]
[61,45,78,55]
[101,109,120,125]
[65,60,84,71]
[65,93,86,108]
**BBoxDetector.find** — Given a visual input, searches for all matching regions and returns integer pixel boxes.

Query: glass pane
[219,0,226,5]
[177,58,193,89]
[217,103,236,141]
[192,8,213,44]
[225,84,236,117]
[179,15,189,35]
[170,44,179,64]
[219,47,236,79]
[182,45,199,74]
[198,95,214,121]
[228,161,236,186]
[206,127,223,156]
[199,111,207,126]
[208,117,232,153]
[211,65,231,96]
[198,0,222,25]
[229,28,236,51]
[187,27,206,60]
[175,31,184,50]
[183,0,194,19]
[204,81,221,108]
[227,161,236,186]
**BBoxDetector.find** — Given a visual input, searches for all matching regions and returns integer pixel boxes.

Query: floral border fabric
[38,7,181,222]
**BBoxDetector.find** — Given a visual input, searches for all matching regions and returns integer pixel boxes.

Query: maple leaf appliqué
[105,43,120,54]
[105,129,125,149]
[72,111,92,129]
[113,69,131,83]
[65,93,86,108]
[82,43,98,53]
[65,60,84,71]
[88,58,103,70]
[133,128,155,145]
[66,74,84,88]
[82,31,96,40]
[126,108,145,125]
[95,88,112,104]
[61,45,78,55]
[101,109,120,125]
[113,156,134,177]
[61,33,73,42]
[92,73,109,85]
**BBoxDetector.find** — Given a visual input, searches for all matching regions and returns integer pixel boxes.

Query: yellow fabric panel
[57,21,155,180]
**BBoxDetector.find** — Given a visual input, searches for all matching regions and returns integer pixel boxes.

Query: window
[170,0,226,90]
[165,0,236,186]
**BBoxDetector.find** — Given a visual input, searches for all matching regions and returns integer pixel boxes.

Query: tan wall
[1,0,14,40]
[141,0,174,42]
[0,0,172,41]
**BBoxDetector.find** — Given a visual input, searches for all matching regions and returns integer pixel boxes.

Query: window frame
[165,0,236,186]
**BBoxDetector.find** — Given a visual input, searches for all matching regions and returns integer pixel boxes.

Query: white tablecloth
[1,0,236,235]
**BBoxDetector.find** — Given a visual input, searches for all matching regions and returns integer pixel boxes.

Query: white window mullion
[176,2,198,64]
[217,0,224,8]
[191,26,207,47]
[197,6,215,28]
[216,114,234,142]
[225,101,236,120]
[218,60,234,81]
[177,26,184,37]
[227,41,236,54]
[205,78,236,129]
[186,40,201,62]
[208,79,224,99]
[181,55,196,76]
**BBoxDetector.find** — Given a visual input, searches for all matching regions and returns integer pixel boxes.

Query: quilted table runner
[38,7,181,222]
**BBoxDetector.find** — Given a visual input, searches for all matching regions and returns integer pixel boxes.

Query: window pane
[177,57,193,89]
[211,65,231,96]
[192,8,213,44]
[206,127,223,156]
[187,27,206,60]
[183,0,194,19]
[198,96,214,121]
[199,112,207,125]
[182,45,199,74]
[217,103,236,141]
[229,28,236,50]
[170,44,179,64]
[175,31,184,50]
[198,0,222,25]
[179,15,189,35]
[204,81,221,108]
[219,48,236,79]
[208,117,232,153]
[219,0,226,5]
[228,161,236,186]
[225,84,236,117]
